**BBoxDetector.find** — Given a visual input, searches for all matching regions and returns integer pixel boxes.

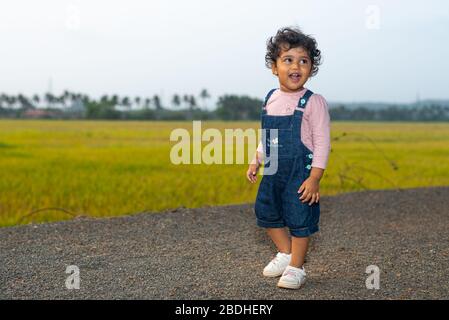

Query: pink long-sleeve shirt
[256,87,331,169]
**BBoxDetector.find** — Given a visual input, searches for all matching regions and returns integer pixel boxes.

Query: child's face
[271,44,312,93]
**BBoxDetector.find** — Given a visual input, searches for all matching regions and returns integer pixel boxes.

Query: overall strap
[295,89,314,112]
[261,88,277,114]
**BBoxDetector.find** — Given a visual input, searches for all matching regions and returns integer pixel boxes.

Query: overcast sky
[1,0,448,105]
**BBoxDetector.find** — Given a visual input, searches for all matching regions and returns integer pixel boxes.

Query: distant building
[22,109,61,119]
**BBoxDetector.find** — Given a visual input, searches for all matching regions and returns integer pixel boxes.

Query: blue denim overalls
[254,88,320,237]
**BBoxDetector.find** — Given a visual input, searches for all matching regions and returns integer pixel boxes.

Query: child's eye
[300,59,309,64]
[283,58,292,63]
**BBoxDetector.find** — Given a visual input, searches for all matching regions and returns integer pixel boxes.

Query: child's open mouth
[289,73,301,83]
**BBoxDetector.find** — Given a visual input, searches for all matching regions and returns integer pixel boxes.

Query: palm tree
[45,92,55,108]
[1,94,12,109]
[182,94,190,109]
[172,94,181,108]
[144,97,151,109]
[189,95,197,110]
[100,95,109,104]
[32,94,40,108]
[0,93,5,102]
[134,96,141,109]
[63,90,71,109]
[9,96,17,109]
[81,94,90,105]
[200,88,210,111]
[111,95,119,106]
[153,95,162,110]
[18,94,33,110]
[121,97,131,111]
[70,93,77,105]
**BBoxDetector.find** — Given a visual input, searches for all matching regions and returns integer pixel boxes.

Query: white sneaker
[277,265,306,289]
[262,252,291,277]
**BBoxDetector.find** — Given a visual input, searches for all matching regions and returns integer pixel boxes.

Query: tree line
[0,90,448,121]
[0,89,210,112]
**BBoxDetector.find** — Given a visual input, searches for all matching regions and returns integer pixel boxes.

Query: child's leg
[290,236,309,268]
[266,227,291,254]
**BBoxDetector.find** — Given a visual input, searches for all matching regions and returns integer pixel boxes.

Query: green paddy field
[1,120,448,227]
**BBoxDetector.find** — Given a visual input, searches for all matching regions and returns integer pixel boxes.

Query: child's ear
[271,64,278,76]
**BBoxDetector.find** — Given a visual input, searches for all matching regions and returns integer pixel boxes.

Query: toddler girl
[246,27,331,290]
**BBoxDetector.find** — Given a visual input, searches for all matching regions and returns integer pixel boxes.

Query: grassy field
[1,120,448,227]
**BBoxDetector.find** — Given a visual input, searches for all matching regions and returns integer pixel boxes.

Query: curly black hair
[265,27,322,77]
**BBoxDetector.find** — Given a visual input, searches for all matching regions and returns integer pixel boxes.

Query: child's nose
[291,61,300,69]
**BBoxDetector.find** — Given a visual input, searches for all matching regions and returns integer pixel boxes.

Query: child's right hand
[246,163,260,183]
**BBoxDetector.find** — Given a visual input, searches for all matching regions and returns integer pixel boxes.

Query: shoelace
[284,269,300,277]
[272,257,281,266]
[270,253,286,267]
[283,268,305,278]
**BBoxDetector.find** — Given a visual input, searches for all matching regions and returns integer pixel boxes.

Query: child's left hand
[298,176,320,205]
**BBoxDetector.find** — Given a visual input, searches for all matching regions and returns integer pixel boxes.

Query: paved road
[1,187,448,299]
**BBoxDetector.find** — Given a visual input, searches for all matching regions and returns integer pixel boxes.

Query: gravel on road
[1,186,448,300]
